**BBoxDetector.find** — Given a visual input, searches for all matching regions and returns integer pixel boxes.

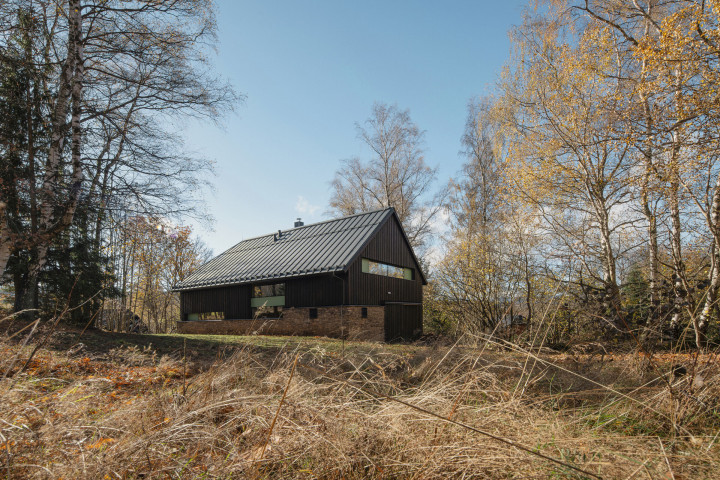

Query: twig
[298,361,603,480]
[706,427,720,452]
[3,434,10,480]
[76,298,105,340]
[623,459,649,480]
[658,437,675,480]
[182,338,187,397]
[4,313,40,341]
[0,309,39,325]
[0,319,40,383]
[256,353,299,468]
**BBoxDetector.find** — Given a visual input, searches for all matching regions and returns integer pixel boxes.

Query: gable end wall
[347,215,423,306]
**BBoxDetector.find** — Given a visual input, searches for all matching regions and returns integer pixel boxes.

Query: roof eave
[172,267,346,292]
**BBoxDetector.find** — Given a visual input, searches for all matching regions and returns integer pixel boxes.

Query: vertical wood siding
[179,275,346,320]
[180,284,251,320]
[285,274,346,307]
[384,303,423,341]
[347,216,423,306]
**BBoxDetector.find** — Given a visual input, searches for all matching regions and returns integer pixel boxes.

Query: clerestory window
[361,258,414,280]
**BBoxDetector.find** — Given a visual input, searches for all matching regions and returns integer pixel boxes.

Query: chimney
[294,218,304,227]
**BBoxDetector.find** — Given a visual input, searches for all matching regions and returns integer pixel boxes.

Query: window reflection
[361,258,413,280]
[252,283,285,297]
[252,306,282,319]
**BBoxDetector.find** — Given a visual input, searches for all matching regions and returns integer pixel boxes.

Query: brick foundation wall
[176,306,385,342]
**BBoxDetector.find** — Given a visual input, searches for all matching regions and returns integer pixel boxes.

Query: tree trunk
[13,270,27,313]
[0,202,10,279]
[640,171,661,346]
[21,0,85,308]
[696,247,716,350]
[524,248,533,325]
[22,245,46,313]
[668,164,687,340]
[637,79,662,346]
[592,182,623,332]
[667,67,702,347]
[695,174,720,349]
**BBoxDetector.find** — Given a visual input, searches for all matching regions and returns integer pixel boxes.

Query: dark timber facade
[173,208,426,341]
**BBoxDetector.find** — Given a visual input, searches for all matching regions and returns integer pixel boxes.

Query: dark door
[384,303,422,342]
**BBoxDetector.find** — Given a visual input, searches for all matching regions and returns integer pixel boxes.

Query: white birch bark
[694,174,720,349]
[24,0,84,303]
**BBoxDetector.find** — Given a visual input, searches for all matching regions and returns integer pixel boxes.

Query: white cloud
[295,195,321,217]
[428,208,451,238]
[423,244,445,270]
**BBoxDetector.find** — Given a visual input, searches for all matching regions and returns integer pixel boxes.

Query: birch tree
[0,0,237,312]
[500,8,639,332]
[330,103,444,255]
[571,0,720,347]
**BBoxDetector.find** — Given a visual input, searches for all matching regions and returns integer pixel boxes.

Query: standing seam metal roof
[173,208,395,291]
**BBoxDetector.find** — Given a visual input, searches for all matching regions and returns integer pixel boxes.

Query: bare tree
[0,0,238,313]
[329,103,444,255]
[438,98,537,333]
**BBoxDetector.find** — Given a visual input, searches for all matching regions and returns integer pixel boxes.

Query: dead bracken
[0,331,718,479]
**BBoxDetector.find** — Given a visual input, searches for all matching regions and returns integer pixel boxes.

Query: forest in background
[2,3,720,477]
[333,1,720,351]
[0,0,234,332]
[462,0,720,350]
[2,0,720,351]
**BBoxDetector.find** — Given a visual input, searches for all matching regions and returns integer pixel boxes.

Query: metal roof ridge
[284,207,392,232]
[237,207,391,245]
[215,209,392,255]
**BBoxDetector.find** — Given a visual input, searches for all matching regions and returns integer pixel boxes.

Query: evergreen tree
[622,264,651,329]
[0,9,53,313]
[41,197,117,325]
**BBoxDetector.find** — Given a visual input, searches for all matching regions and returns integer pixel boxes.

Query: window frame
[252,283,285,298]
[251,282,286,311]
[361,258,414,280]
[251,305,283,319]
[187,311,225,321]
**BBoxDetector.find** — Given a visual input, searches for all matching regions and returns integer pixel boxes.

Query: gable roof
[173,208,426,291]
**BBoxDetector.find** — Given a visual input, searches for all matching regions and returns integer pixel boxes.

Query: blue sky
[182,0,528,255]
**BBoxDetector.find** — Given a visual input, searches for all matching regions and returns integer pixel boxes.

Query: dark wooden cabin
[173,208,426,341]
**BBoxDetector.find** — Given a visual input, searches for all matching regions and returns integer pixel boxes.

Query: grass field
[1,328,719,478]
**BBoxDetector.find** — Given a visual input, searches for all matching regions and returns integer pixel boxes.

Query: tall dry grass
[0,332,719,479]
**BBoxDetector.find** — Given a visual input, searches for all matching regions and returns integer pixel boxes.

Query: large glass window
[361,258,414,280]
[187,311,224,321]
[252,283,285,297]
[251,283,285,318]
[252,305,283,319]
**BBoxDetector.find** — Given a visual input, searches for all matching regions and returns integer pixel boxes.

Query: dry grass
[0,332,719,479]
